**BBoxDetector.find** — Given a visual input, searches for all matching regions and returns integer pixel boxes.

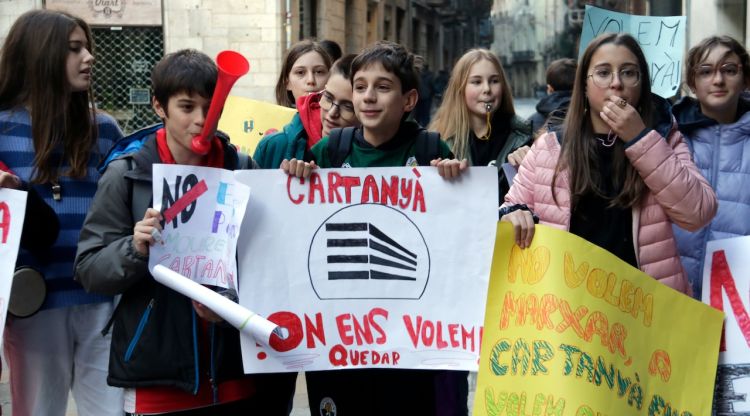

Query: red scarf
[155,128,225,168]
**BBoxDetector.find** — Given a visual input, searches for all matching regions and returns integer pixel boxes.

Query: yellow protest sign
[217,96,297,155]
[475,223,724,416]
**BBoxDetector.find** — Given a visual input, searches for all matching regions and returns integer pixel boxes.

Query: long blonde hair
[429,49,515,160]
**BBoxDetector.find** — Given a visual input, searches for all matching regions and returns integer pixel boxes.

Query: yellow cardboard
[217,96,297,155]
[475,223,724,416]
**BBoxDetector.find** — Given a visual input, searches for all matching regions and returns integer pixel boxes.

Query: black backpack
[327,127,442,167]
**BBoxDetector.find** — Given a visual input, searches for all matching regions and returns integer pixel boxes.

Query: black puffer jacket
[528,90,572,135]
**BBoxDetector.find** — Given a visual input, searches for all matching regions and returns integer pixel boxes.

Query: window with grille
[91,26,164,134]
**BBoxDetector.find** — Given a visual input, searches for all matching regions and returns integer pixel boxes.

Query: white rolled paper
[151,264,279,347]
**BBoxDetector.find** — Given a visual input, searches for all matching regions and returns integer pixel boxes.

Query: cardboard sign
[150,164,250,289]
[0,188,27,342]
[579,5,686,98]
[217,96,297,156]
[475,223,723,416]
[702,236,750,413]
[235,167,498,372]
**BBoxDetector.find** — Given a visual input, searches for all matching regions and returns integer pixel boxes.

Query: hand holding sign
[133,208,163,256]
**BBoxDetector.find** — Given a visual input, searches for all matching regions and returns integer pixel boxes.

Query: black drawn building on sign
[308,204,429,300]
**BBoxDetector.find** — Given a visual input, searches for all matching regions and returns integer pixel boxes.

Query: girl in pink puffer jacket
[500,33,717,295]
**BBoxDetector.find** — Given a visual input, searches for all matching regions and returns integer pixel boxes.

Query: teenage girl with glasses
[500,32,717,294]
[671,36,750,299]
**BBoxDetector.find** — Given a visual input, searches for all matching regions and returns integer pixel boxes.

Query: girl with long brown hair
[0,9,124,415]
[274,39,332,108]
[254,40,334,170]
[500,33,717,294]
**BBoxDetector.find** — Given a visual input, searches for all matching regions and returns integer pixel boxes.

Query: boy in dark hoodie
[528,58,576,135]
[75,49,259,415]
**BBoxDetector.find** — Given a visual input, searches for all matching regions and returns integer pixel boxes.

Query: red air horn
[191,50,250,155]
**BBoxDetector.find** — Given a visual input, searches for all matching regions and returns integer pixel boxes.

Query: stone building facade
[491,0,750,99]
[1,0,490,131]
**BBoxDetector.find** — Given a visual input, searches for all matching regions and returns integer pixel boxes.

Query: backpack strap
[327,127,356,168]
[99,123,162,173]
[415,130,442,166]
[124,157,153,225]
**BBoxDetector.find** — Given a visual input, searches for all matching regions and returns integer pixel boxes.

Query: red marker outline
[163,179,208,223]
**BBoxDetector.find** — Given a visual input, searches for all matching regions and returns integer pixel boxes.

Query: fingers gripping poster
[150,164,250,289]
[702,236,750,414]
[235,167,498,373]
[475,223,723,416]
[0,188,27,342]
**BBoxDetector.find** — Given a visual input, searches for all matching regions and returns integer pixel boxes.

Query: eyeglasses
[695,63,743,82]
[587,67,641,88]
[319,91,356,121]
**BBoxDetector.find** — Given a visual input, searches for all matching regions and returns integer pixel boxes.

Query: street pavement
[0,366,477,415]
[514,97,539,120]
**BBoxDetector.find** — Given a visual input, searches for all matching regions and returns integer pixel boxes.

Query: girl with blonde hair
[430,48,531,199]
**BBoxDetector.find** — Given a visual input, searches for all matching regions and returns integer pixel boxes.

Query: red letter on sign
[0,202,9,244]
[710,249,750,351]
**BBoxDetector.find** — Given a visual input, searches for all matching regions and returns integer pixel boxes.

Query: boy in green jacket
[283,41,469,415]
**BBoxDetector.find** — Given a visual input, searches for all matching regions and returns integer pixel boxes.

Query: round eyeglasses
[587,67,641,88]
[319,91,357,121]
[695,63,743,82]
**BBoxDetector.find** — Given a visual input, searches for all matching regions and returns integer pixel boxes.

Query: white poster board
[702,235,750,412]
[0,188,27,342]
[150,164,250,290]
[235,167,498,373]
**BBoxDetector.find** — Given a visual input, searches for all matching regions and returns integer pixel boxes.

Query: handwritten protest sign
[150,164,250,289]
[235,167,498,372]
[702,236,750,413]
[217,96,296,155]
[475,223,723,416]
[0,188,27,342]
[579,5,686,98]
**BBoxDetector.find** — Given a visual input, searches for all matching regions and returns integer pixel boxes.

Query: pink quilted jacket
[504,126,717,294]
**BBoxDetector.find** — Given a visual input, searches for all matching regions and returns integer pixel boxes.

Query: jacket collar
[535,90,572,116]
[672,95,750,133]
[123,132,238,182]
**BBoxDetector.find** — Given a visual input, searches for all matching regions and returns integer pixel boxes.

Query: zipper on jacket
[191,308,200,395]
[124,299,154,362]
[209,323,218,404]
